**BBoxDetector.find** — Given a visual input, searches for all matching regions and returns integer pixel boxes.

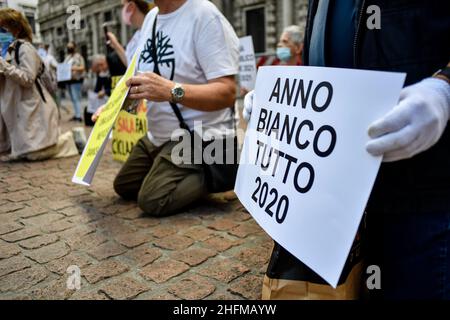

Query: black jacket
[304,0,450,213]
[266,1,450,291]
[94,76,112,97]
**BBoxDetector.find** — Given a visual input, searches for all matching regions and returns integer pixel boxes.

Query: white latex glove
[243,90,255,123]
[367,78,450,162]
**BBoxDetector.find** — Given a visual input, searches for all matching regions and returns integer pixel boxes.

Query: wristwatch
[433,66,450,85]
[171,83,185,103]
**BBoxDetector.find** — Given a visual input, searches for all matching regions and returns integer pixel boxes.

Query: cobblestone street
[0,113,273,300]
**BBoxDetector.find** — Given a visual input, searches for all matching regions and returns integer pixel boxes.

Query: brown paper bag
[262,215,366,300]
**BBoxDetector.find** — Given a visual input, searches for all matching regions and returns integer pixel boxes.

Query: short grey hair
[91,54,106,65]
[283,25,304,46]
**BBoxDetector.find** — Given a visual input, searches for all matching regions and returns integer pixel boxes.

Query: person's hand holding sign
[92,105,106,123]
[126,72,174,102]
[243,90,255,123]
[366,78,450,162]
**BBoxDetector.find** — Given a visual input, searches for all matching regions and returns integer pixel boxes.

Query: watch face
[174,87,183,97]
[173,86,185,100]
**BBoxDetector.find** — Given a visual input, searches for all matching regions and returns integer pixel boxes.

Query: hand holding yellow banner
[72,54,138,186]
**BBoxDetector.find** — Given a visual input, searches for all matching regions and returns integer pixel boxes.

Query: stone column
[282,0,293,28]
[91,14,99,55]
[120,8,128,47]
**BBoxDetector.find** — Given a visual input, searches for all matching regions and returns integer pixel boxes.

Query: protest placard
[87,91,109,114]
[235,66,405,287]
[112,101,148,163]
[239,36,257,91]
[72,54,138,186]
[56,63,72,82]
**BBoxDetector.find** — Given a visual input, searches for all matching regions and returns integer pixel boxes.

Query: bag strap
[14,41,22,65]
[14,40,47,103]
[150,15,190,131]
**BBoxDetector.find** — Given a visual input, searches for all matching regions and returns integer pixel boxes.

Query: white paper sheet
[56,63,72,82]
[239,36,257,91]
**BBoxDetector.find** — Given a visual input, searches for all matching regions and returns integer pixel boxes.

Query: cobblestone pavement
[0,109,273,300]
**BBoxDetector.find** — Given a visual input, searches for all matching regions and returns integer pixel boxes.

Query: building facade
[37,0,309,64]
[212,0,309,56]
[38,0,133,63]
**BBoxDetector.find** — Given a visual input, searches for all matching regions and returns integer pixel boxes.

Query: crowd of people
[1,0,449,300]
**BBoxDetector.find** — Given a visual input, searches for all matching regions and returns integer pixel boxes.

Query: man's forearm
[181,78,236,112]
[127,73,237,111]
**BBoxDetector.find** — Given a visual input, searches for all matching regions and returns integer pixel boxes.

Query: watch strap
[433,66,450,85]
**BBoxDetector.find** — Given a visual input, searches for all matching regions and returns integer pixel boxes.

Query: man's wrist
[422,77,450,121]
[433,65,450,85]
[170,82,185,103]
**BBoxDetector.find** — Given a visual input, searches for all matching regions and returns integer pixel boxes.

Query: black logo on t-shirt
[140,30,175,80]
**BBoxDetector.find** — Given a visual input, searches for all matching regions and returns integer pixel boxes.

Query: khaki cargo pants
[114,135,208,217]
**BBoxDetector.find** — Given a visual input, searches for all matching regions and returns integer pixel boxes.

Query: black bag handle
[150,15,190,132]
[15,40,47,103]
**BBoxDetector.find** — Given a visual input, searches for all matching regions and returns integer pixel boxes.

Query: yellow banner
[112,101,148,163]
[111,75,122,91]
[72,54,138,185]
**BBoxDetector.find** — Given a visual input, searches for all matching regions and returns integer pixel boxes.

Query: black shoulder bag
[149,16,239,193]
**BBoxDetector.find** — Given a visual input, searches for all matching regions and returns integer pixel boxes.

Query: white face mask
[122,2,133,26]
[99,70,110,77]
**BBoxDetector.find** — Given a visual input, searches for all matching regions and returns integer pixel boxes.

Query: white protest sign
[235,66,405,288]
[87,90,109,114]
[239,36,257,91]
[56,63,72,82]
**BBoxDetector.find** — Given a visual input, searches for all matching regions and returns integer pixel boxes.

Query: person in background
[86,55,111,126]
[38,43,59,105]
[64,41,86,122]
[107,0,154,67]
[0,8,82,162]
[91,0,154,121]
[244,0,450,300]
[242,25,304,120]
[38,44,58,71]
[91,54,112,99]
[276,25,304,66]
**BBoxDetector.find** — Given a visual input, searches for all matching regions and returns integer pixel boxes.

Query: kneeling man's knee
[137,191,173,217]
[113,175,135,201]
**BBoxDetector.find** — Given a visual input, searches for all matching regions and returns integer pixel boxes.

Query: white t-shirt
[43,53,58,70]
[136,0,239,146]
[126,29,141,65]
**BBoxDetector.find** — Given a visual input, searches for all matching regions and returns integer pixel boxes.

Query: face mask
[0,29,14,58]
[276,47,292,62]
[67,47,75,54]
[122,2,133,26]
[0,30,14,43]
[99,70,110,78]
[38,48,47,58]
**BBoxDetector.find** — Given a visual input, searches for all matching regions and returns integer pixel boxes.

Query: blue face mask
[276,47,292,62]
[0,28,14,58]
[38,48,47,58]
